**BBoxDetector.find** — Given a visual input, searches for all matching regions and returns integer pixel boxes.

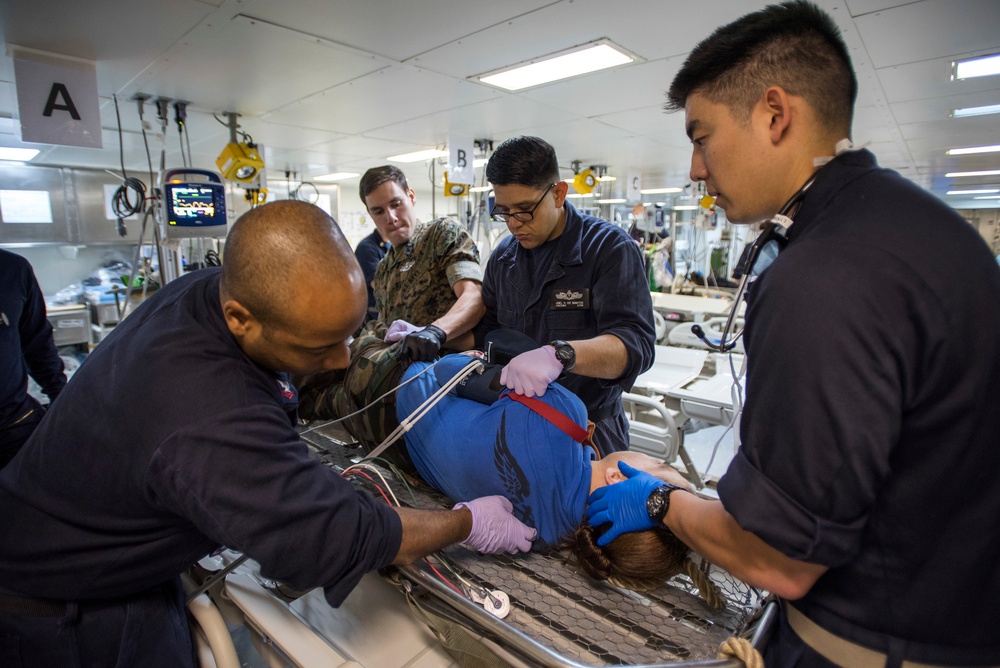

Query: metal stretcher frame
[299,425,776,667]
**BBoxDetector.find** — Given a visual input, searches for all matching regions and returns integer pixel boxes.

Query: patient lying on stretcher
[396,354,721,599]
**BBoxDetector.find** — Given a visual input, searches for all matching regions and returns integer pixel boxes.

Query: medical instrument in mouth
[691,172,816,353]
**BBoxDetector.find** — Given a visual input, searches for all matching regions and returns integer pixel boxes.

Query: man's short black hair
[667,0,857,136]
[359,165,409,204]
[486,136,560,189]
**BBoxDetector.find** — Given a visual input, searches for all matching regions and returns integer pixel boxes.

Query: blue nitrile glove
[454,496,537,554]
[384,319,422,342]
[500,345,563,398]
[403,324,447,362]
[586,461,665,546]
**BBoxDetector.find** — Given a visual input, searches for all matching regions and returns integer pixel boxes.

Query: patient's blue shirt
[397,355,593,548]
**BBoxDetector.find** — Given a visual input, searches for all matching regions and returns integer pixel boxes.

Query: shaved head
[221,200,360,327]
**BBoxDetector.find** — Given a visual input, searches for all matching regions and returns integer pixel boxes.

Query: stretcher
[189,422,775,668]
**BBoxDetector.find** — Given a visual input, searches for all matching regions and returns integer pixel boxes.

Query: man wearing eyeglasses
[475,136,656,458]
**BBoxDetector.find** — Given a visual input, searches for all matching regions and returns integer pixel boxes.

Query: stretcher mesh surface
[300,422,767,666]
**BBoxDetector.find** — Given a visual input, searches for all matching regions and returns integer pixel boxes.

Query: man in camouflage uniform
[297,165,483,429]
[359,164,484,359]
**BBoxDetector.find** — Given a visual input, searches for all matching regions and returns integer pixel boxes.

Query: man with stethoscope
[586,2,1000,666]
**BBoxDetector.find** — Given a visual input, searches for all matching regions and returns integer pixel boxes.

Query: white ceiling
[1,0,998,210]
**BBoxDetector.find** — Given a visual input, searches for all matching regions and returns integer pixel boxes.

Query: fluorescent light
[973,195,1000,200]
[565,193,595,199]
[313,172,359,182]
[386,149,448,163]
[469,186,492,193]
[641,187,683,194]
[952,103,1000,118]
[947,188,999,195]
[0,148,40,161]
[597,198,626,204]
[655,202,667,206]
[947,145,1000,155]
[473,158,488,168]
[953,53,1000,80]
[597,175,617,182]
[673,205,698,210]
[946,169,1000,178]
[478,43,633,91]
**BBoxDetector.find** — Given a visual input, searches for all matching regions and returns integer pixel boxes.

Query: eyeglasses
[490,183,557,223]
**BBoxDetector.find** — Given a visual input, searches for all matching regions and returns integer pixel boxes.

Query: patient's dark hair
[666,0,856,137]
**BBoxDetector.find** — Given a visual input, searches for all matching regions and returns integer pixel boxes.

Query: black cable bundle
[111,94,149,237]
[111,177,146,237]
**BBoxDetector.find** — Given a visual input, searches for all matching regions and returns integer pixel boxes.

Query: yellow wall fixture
[443,171,469,197]
[573,168,596,194]
[216,141,264,183]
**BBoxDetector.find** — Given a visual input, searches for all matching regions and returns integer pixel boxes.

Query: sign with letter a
[13,49,103,149]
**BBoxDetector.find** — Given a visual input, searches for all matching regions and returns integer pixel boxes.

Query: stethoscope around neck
[691,172,819,353]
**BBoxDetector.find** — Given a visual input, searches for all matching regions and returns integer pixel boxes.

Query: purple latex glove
[454,496,537,554]
[585,461,664,546]
[385,319,423,342]
[500,345,563,398]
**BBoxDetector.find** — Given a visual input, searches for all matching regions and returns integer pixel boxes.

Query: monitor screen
[164,182,226,229]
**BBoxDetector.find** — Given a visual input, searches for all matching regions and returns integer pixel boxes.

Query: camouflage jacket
[369,217,482,335]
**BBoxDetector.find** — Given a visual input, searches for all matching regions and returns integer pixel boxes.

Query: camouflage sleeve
[296,321,388,420]
[427,217,483,286]
[296,370,343,421]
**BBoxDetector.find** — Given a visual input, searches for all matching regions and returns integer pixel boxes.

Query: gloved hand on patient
[384,319,422,342]
[500,345,563,397]
[454,495,537,554]
[384,319,447,362]
[585,461,666,546]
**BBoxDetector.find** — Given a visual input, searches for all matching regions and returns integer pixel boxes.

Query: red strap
[502,392,589,443]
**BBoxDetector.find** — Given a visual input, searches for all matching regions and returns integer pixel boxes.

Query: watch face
[550,341,575,370]
[646,484,676,523]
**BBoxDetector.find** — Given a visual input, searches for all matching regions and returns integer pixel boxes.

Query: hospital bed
[626,347,744,488]
[648,293,743,345]
[666,317,745,355]
[188,422,774,668]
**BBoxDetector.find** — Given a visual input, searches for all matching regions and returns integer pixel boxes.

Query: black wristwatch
[548,340,576,372]
[646,483,685,524]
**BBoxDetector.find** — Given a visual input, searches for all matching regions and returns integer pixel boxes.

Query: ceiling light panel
[946,145,1000,155]
[952,103,1000,118]
[953,53,1000,80]
[0,148,40,161]
[386,149,448,163]
[478,42,634,92]
[313,172,359,182]
[946,169,1000,177]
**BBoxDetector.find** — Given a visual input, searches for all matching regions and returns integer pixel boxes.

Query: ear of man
[552,180,570,208]
[222,299,257,339]
[762,85,794,145]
